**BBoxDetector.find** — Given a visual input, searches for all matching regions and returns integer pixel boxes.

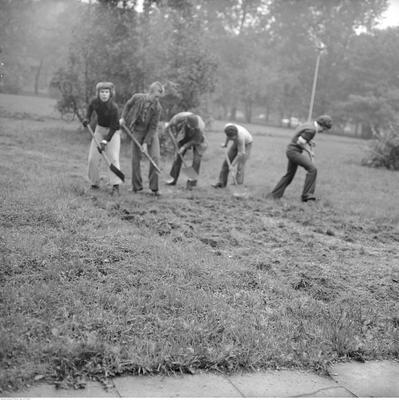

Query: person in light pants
[87,125,121,189]
[212,123,253,188]
[83,82,121,195]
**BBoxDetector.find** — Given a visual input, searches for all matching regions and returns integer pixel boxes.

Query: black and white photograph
[1,0,399,397]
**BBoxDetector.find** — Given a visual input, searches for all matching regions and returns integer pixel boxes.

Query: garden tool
[120,122,162,174]
[72,98,125,182]
[225,148,238,185]
[166,127,199,181]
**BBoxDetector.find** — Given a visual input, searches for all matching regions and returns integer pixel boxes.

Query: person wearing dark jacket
[83,82,121,195]
[120,82,163,195]
[165,111,208,189]
[269,115,332,202]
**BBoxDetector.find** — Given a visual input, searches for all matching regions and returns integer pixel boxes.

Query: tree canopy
[1,0,398,133]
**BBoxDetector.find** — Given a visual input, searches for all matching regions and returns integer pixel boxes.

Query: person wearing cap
[212,123,253,188]
[165,111,208,189]
[83,82,121,195]
[268,115,333,202]
[120,82,164,195]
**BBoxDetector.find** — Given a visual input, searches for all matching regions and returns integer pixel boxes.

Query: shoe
[111,185,119,196]
[91,184,100,190]
[186,180,197,190]
[152,190,161,196]
[165,179,176,186]
[211,183,223,189]
[302,196,316,202]
[128,187,143,193]
[265,193,280,200]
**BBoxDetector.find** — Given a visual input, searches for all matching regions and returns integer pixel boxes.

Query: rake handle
[120,123,161,174]
[225,148,237,185]
[167,126,192,169]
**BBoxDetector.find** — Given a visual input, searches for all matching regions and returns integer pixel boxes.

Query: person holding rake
[165,112,208,190]
[119,81,164,196]
[212,123,253,188]
[83,82,122,196]
[268,114,332,202]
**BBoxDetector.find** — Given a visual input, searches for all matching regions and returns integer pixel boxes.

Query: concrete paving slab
[3,381,118,398]
[329,360,399,397]
[113,373,242,397]
[227,370,352,397]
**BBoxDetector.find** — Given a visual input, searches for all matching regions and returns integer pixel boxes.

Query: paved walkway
[4,360,399,397]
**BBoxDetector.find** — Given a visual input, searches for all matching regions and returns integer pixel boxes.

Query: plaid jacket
[121,93,162,145]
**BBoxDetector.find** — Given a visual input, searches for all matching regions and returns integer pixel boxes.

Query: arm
[221,136,230,148]
[104,104,120,142]
[297,135,314,157]
[232,136,245,166]
[180,128,205,152]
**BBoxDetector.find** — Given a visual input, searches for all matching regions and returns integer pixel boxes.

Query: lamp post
[307,44,325,122]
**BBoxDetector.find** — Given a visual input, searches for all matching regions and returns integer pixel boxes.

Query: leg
[87,127,104,186]
[235,142,252,185]
[291,153,317,200]
[169,143,187,184]
[105,131,122,186]
[217,144,237,187]
[270,151,299,198]
[148,133,160,192]
[186,144,204,188]
[131,135,143,191]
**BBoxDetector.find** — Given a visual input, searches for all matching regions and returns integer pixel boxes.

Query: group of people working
[83,81,332,202]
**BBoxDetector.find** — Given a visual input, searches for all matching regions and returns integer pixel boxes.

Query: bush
[361,125,399,170]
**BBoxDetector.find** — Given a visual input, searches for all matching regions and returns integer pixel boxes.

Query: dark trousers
[271,148,317,200]
[169,138,203,185]
[131,128,160,192]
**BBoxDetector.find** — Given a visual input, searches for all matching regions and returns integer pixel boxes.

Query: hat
[96,82,115,98]
[224,124,238,137]
[186,114,198,129]
[316,115,332,129]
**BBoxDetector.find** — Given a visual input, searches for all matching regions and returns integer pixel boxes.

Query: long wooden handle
[167,126,190,168]
[121,123,161,174]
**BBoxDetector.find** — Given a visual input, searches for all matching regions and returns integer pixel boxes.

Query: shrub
[361,124,399,170]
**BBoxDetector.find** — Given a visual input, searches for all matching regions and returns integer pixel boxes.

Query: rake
[225,148,238,185]
[120,122,162,174]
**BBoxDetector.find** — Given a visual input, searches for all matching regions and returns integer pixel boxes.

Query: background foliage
[1,0,399,143]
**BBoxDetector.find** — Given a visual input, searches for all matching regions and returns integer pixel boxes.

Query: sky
[378,0,399,28]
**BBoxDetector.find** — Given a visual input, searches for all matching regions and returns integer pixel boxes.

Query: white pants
[88,125,122,186]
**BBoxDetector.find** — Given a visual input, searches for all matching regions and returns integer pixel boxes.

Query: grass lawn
[1,94,398,392]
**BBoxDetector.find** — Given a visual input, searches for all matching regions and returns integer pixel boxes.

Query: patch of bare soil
[105,189,399,305]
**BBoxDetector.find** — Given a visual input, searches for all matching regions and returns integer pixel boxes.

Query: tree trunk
[244,101,252,123]
[34,58,44,95]
[265,104,270,123]
[230,106,237,121]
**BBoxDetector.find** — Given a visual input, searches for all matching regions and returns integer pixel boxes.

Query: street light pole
[307,45,325,122]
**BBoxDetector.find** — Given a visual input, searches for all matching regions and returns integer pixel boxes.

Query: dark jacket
[169,112,206,148]
[288,122,318,152]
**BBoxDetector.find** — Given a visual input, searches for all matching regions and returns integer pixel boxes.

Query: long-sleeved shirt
[288,121,318,152]
[86,97,119,141]
[169,112,206,147]
[121,93,162,145]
